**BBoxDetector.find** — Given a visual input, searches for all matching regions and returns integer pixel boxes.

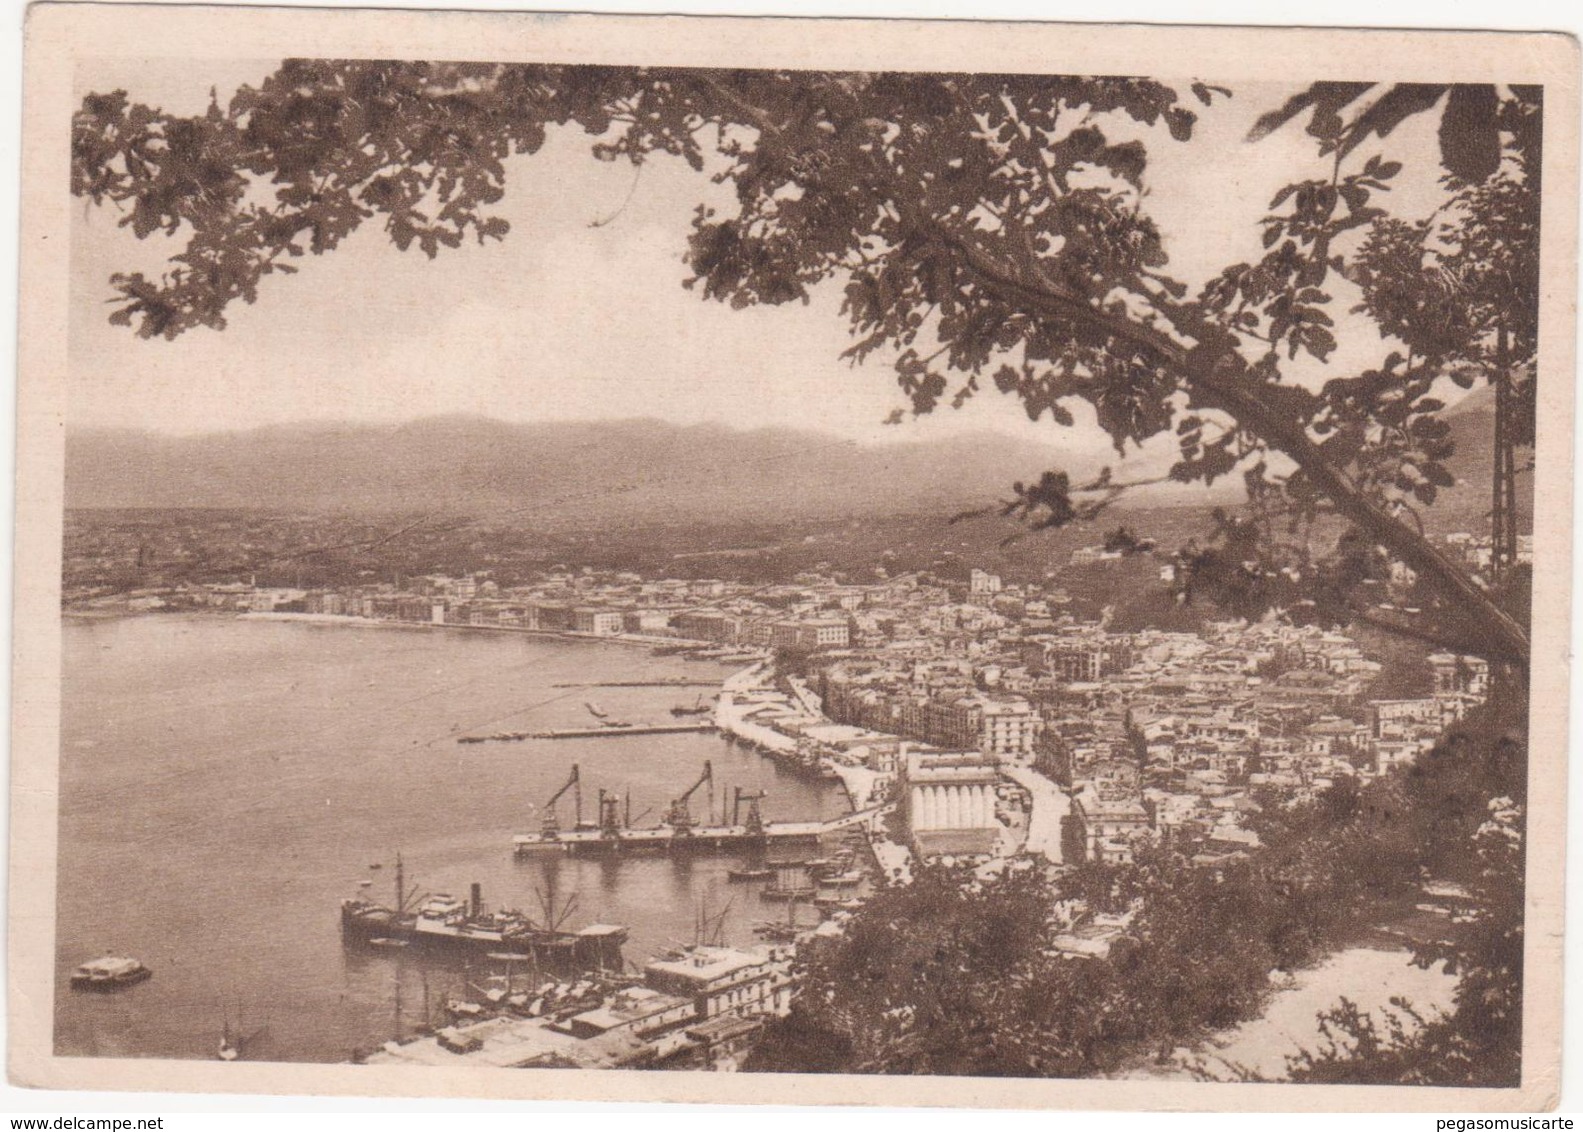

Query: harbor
[461,721,719,742]
[510,760,893,855]
[510,809,889,854]
[549,679,725,689]
[340,857,628,971]
[55,615,844,1063]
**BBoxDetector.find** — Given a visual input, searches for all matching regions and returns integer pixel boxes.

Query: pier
[513,805,891,856]
[461,722,718,743]
[550,679,724,689]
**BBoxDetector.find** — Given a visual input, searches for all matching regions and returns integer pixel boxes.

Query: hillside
[65,392,1520,536]
[1423,384,1534,533]
[65,417,1127,525]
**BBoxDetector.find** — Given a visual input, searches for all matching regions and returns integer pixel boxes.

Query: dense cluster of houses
[813,610,1488,867]
[196,561,1490,872]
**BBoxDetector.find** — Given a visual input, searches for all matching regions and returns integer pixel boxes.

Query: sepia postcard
[10,1,1580,1111]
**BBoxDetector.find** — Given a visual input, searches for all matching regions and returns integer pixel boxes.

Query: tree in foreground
[73,66,1537,1084]
[747,705,1523,1082]
[73,67,1536,669]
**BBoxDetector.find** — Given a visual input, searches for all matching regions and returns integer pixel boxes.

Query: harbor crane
[597,788,624,838]
[541,764,582,838]
[663,761,713,835]
[733,786,768,836]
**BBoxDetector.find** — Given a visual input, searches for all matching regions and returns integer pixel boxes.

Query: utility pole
[1491,324,1520,580]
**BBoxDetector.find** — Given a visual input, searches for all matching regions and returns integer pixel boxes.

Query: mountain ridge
[65,416,1124,523]
[65,403,1509,528]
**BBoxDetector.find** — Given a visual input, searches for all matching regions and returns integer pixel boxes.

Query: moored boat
[818,871,865,889]
[760,885,816,902]
[69,955,152,991]
[341,860,626,972]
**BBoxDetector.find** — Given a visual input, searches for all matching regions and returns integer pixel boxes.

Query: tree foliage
[70,66,1538,1086]
[1281,691,1528,1087]
[1286,798,1524,1087]
[72,66,1536,665]
[744,702,1525,1082]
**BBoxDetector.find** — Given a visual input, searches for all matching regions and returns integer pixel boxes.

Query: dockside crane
[597,788,624,838]
[393,853,419,914]
[663,761,714,835]
[733,786,768,836]
[541,765,582,839]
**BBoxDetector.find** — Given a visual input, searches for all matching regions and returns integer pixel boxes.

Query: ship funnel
[470,882,482,917]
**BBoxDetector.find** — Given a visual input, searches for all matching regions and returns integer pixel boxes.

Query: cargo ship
[340,859,626,972]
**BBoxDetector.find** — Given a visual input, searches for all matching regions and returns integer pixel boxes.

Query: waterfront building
[573,607,625,635]
[900,750,1002,858]
[248,587,307,612]
[771,619,850,651]
[622,608,674,635]
[643,945,793,1024]
[672,610,742,644]
[565,986,696,1041]
[531,601,574,632]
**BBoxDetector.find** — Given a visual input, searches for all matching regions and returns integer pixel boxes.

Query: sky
[67,62,1452,458]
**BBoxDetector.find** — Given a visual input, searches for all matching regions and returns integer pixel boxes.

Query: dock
[461,722,718,743]
[550,680,723,689]
[513,804,892,856]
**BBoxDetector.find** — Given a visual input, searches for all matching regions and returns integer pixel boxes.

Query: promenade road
[1000,763,1071,865]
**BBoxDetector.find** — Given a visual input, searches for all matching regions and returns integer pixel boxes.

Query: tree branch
[916,213,1530,667]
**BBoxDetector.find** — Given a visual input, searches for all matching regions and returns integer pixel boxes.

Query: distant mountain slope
[65,393,1523,532]
[65,416,1117,524]
[1427,384,1533,531]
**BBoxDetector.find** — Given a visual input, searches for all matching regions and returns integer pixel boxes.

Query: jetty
[512,806,889,856]
[461,722,718,744]
[512,760,892,856]
[550,679,723,689]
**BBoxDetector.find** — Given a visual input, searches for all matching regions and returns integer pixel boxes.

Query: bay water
[54,615,841,1062]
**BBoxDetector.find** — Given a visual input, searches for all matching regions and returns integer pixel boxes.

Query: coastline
[234,609,726,653]
[714,662,913,883]
[62,605,742,658]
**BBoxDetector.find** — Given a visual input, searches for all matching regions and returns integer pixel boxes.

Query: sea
[54,614,844,1063]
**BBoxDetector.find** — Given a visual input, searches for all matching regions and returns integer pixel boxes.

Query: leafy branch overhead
[72,67,1538,665]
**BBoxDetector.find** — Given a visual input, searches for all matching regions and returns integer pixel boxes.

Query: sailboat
[217,1000,266,1061]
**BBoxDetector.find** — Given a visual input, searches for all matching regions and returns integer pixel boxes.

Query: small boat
[727,867,773,882]
[70,956,152,991]
[218,1019,241,1062]
[358,880,374,888]
[814,896,866,913]
[760,886,817,902]
[369,863,383,870]
[819,871,865,889]
[753,921,801,942]
[367,937,410,950]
